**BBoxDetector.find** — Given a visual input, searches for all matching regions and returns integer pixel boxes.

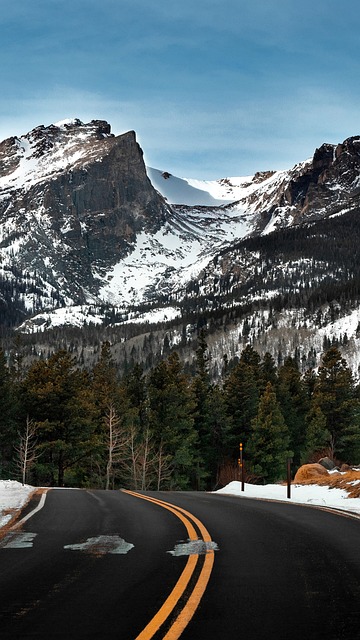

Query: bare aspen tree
[139,433,171,490]
[105,404,129,490]
[15,416,40,485]
[126,429,172,490]
[140,428,151,490]
[156,440,172,491]
[128,425,140,490]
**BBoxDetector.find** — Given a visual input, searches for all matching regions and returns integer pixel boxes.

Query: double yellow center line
[123,491,215,639]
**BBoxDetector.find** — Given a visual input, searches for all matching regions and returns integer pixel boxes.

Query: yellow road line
[122,491,215,640]
[136,493,212,543]
[164,548,214,640]
[124,490,198,540]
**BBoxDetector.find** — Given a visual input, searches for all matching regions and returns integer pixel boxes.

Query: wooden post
[240,443,245,492]
[287,458,292,499]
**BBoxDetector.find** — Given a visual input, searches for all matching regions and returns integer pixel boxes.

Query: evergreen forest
[0,335,359,491]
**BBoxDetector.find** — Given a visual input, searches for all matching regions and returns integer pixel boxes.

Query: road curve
[0,489,359,639]
[157,491,360,640]
[0,489,192,639]
[124,490,215,639]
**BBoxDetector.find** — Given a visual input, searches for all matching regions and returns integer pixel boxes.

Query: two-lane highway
[0,488,359,639]
[0,489,193,639]
[161,491,360,640]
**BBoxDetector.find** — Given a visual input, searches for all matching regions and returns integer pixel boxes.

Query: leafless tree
[128,425,140,490]
[155,440,172,491]
[124,428,172,490]
[15,417,40,485]
[104,404,130,490]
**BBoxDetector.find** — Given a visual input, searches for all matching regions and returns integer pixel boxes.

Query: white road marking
[14,491,48,528]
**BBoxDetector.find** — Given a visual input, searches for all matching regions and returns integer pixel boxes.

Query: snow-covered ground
[0,481,35,528]
[147,165,293,208]
[215,481,360,517]
[1,479,360,532]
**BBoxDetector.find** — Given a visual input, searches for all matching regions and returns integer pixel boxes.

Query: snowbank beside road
[0,480,35,528]
[215,481,360,516]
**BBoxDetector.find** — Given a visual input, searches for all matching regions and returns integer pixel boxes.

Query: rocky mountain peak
[0,119,170,321]
[21,118,114,159]
[312,142,335,173]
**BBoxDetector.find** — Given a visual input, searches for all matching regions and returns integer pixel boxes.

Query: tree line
[0,335,359,490]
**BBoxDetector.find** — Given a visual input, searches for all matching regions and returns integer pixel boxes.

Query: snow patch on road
[64,535,134,555]
[168,539,219,556]
[0,531,37,548]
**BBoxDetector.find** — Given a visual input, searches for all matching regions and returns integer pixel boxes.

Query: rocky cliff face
[0,119,169,313]
[260,137,360,226]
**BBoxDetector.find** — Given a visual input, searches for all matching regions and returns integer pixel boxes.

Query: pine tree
[239,344,261,378]
[277,356,308,467]
[339,381,360,463]
[310,347,359,462]
[247,382,293,483]
[147,352,197,489]
[22,350,97,486]
[302,367,317,400]
[200,383,232,489]
[302,405,331,463]
[191,330,212,487]
[223,359,259,447]
[91,341,119,412]
[259,352,278,393]
[0,349,18,477]
[122,363,147,431]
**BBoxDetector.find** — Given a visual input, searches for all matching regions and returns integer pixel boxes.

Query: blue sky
[1,0,359,179]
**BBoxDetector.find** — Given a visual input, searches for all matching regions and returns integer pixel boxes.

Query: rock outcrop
[294,464,329,483]
[318,457,336,471]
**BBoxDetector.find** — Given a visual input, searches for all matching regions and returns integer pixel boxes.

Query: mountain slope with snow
[1,119,360,374]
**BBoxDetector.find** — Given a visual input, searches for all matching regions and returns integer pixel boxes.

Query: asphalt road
[0,489,359,639]
[161,492,360,640]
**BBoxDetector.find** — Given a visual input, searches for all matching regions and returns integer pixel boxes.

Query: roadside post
[239,442,245,492]
[287,457,292,499]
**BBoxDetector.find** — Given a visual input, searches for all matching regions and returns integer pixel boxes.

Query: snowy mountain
[1,119,360,374]
[0,119,168,324]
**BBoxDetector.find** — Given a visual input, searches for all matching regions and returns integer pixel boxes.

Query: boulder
[340,463,351,472]
[318,456,336,471]
[294,463,329,483]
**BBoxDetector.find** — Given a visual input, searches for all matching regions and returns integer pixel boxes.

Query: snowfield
[1,479,360,531]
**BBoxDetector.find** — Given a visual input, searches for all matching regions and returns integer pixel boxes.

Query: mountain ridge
[1,118,360,375]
